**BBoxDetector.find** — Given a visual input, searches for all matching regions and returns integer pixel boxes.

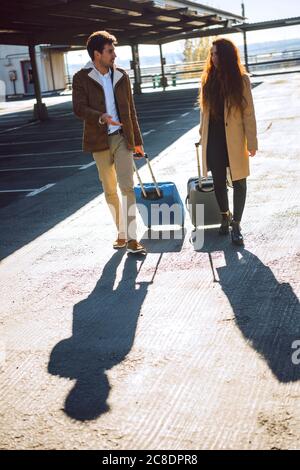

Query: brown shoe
[127,240,146,254]
[113,237,127,249]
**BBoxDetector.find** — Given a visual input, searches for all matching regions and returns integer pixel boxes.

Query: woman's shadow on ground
[48,250,151,421]
[193,228,300,383]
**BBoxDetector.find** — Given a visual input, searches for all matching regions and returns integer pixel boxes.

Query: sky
[204,0,299,22]
[202,0,300,45]
[68,0,300,64]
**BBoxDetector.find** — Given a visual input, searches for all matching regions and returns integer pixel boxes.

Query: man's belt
[108,128,123,137]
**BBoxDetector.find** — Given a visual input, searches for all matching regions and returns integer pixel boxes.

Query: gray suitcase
[186,143,220,228]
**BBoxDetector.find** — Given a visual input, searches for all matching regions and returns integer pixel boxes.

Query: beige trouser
[93,133,137,240]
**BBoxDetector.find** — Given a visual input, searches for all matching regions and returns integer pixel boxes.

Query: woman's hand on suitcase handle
[248,149,256,157]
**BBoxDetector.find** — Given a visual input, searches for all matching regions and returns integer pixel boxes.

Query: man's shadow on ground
[48,250,150,421]
[193,228,300,383]
[48,233,184,421]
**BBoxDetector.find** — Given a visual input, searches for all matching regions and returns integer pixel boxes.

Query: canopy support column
[28,44,49,120]
[131,44,142,95]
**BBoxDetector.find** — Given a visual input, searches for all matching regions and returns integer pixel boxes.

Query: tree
[183,37,214,63]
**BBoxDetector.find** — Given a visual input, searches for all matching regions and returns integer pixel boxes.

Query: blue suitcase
[133,154,184,228]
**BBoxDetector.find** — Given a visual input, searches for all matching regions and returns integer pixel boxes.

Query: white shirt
[96,67,120,134]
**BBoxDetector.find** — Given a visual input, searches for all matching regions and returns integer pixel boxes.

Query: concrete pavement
[0,74,300,449]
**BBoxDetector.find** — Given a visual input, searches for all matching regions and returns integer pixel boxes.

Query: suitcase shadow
[140,227,186,253]
[191,228,300,383]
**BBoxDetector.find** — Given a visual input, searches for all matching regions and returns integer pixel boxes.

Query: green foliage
[183,37,214,63]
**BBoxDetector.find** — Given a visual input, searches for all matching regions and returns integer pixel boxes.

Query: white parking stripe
[143,129,155,136]
[53,112,73,117]
[165,120,176,125]
[0,128,81,137]
[0,189,35,193]
[0,137,82,146]
[0,111,72,120]
[79,162,96,170]
[140,115,183,119]
[137,101,197,107]
[0,149,82,159]
[0,121,37,135]
[27,183,56,197]
[0,164,84,172]
[181,112,190,117]
[137,107,193,114]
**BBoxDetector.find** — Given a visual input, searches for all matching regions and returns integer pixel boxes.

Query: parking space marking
[165,120,176,125]
[143,129,155,136]
[79,162,96,170]
[0,120,38,135]
[0,164,84,172]
[0,137,82,146]
[53,112,73,117]
[139,114,181,120]
[137,107,193,114]
[0,149,82,159]
[0,189,36,193]
[0,114,73,135]
[27,184,56,197]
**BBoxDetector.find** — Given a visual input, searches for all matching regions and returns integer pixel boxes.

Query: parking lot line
[0,121,38,135]
[79,162,96,170]
[0,189,36,193]
[0,137,82,146]
[27,184,56,197]
[0,149,82,159]
[0,165,84,172]
[143,129,155,136]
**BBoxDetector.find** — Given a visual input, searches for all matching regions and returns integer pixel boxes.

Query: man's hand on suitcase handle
[133,145,146,160]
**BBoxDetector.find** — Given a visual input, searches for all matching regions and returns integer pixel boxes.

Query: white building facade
[0,45,67,99]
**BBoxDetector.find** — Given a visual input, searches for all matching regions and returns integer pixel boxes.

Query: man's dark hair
[86,31,117,60]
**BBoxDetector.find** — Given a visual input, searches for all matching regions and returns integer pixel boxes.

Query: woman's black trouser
[207,120,247,222]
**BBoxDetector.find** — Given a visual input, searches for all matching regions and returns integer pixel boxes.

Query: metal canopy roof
[161,15,300,43]
[0,0,244,46]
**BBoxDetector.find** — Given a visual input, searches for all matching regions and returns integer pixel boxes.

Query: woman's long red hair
[201,38,247,118]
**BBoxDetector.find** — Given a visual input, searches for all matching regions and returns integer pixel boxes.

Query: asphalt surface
[0,88,199,210]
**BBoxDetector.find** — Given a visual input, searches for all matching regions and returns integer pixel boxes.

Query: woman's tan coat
[199,74,258,181]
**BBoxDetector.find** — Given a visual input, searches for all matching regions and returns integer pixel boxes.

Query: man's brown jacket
[72,61,143,152]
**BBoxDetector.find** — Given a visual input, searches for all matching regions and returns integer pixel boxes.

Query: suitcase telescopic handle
[195,142,202,188]
[133,153,162,198]
[133,159,147,198]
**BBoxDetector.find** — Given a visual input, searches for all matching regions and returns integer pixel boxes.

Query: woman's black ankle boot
[219,211,232,235]
[231,220,244,246]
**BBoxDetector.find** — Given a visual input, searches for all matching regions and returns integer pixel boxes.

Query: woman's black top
[207,97,229,171]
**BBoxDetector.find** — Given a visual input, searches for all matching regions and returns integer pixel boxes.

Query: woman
[199,38,258,245]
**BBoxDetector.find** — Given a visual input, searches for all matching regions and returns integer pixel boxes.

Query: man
[72,30,145,253]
